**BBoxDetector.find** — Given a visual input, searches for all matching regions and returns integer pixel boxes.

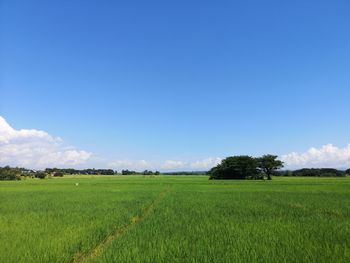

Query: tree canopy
[209,156,260,180]
[257,155,284,180]
[209,155,283,180]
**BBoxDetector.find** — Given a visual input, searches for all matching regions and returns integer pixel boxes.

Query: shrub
[53,171,64,177]
[35,172,47,179]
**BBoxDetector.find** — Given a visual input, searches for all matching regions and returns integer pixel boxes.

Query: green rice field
[1,176,349,262]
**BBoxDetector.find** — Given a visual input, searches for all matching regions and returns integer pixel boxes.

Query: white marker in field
[75,183,79,186]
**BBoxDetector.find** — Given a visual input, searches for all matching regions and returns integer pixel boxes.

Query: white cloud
[189,157,222,169]
[281,144,350,169]
[161,157,221,170]
[108,159,151,170]
[0,116,92,169]
[161,160,186,169]
[108,159,185,171]
[108,157,221,171]
[108,160,133,168]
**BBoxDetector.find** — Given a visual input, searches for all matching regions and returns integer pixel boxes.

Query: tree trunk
[267,173,272,180]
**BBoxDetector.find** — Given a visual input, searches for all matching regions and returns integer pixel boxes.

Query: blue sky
[1,0,350,170]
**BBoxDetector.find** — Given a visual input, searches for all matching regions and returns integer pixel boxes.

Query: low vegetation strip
[72,186,172,263]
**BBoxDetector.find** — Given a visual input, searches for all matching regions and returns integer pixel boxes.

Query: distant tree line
[45,168,161,176]
[275,168,348,177]
[0,166,162,180]
[45,168,116,175]
[1,163,350,181]
[0,166,49,180]
[121,169,160,175]
[142,170,160,175]
[162,171,207,175]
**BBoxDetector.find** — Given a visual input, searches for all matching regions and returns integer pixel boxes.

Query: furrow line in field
[72,186,172,263]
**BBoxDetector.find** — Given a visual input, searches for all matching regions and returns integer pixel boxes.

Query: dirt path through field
[72,186,172,263]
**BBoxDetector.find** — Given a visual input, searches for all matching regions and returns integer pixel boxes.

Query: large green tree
[209,156,260,180]
[257,155,284,180]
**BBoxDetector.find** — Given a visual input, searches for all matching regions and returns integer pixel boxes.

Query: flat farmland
[1,176,349,263]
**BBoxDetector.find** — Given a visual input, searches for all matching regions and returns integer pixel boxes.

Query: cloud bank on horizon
[0,116,91,168]
[107,157,222,171]
[1,116,350,170]
[281,144,350,169]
